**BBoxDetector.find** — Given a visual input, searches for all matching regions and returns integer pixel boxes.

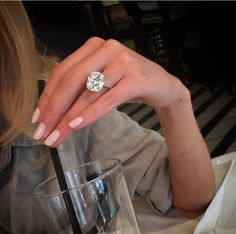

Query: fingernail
[31,107,40,123]
[33,123,45,140]
[44,130,60,146]
[68,116,83,128]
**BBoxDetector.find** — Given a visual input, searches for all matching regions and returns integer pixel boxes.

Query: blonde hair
[0,2,56,145]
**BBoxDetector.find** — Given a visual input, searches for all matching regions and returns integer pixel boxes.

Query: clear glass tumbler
[33,159,140,234]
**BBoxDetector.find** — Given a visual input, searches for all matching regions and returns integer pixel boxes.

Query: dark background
[23,1,236,89]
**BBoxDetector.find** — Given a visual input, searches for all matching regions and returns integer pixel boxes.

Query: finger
[42,51,135,146]
[42,52,126,143]
[55,50,129,120]
[44,81,131,147]
[80,78,137,126]
[67,60,125,114]
[32,37,105,123]
[34,40,125,140]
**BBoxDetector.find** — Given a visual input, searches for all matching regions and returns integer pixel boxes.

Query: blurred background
[23,1,236,157]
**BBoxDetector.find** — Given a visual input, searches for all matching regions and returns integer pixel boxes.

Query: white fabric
[194,152,236,234]
[134,152,236,234]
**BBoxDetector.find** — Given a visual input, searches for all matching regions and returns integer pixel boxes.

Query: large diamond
[86,72,105,92]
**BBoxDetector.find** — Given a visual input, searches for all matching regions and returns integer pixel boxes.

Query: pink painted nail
[31,107,40,123]
[68,117,83,128]
[44,130,60,146]
[33,123,45,140]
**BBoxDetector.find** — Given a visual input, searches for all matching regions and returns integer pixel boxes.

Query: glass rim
[32,158,121,199]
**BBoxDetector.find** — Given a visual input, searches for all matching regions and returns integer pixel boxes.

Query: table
[134,151,236,234]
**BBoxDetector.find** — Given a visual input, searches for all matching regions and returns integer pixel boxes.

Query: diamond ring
[86,71,112,92]
[86,72,112,92]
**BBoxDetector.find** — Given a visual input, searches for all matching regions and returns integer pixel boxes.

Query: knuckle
[119,51,133,64]
[49,66,63,81]
[61,73,72,83]
[61,70,78,85]
[50,65,62,77]
[43,106,58,119]
[103,39,121,51]
[86,36,104,46]
[42,106,63,124]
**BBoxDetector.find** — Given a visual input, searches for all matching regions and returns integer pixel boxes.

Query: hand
[32,37,184,147]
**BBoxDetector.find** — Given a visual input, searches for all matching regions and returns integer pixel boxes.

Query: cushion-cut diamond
[86,72,105,92]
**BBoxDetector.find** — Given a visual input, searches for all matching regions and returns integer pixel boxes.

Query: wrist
[155,79,195,135]
[154,78,191,112]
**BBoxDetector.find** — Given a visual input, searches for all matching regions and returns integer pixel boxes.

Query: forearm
[155,80,215,211]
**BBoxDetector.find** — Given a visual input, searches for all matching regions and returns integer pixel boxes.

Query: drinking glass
[33,159,140,234]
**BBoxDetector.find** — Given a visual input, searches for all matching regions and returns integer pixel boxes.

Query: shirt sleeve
[87,109,172,214]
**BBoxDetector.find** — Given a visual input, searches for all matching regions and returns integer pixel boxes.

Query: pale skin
[32,37,215,211]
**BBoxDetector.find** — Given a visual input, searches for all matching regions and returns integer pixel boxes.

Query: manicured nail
[33,123,45,140]
[31,107,40,123]
[68,116,83,128]
[44,130,60,146]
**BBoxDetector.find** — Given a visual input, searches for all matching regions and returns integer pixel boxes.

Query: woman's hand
[32,37,184,147]
[32,37,215,211]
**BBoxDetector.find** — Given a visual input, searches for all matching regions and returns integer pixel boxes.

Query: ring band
[86,71,112,92]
